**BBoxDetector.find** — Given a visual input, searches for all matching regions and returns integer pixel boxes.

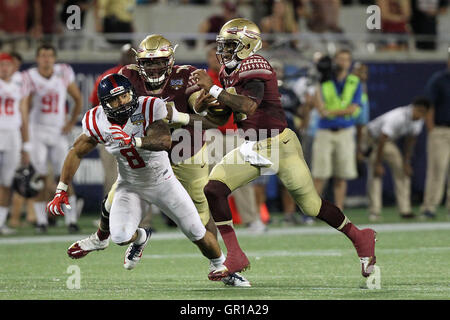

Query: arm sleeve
[152,98,168,121]
[240,79,265,106]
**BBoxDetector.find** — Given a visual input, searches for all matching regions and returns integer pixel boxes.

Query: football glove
[47,189,71,216]
[110,125,133,147]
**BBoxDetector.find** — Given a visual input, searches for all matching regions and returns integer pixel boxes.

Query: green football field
[1,206,449,301]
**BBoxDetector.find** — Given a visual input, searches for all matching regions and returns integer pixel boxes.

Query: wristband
[134,137,142,148]
[22,141,32,153]
[56,182,68,192]
[171,107,190,125]
[209,85,223,99]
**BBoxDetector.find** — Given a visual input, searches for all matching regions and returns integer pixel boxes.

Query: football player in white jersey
[46,74,230,274]
[23,44,83,233]
[0,53,30,235]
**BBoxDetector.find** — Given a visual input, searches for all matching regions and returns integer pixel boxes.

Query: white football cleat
[124,228,152,270]
[222,272,251,287]
[67,232,109,259]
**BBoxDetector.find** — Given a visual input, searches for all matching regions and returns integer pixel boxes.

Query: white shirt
[82,96,169,186]
[0,72,29,131]
[368,105,424,140]
[24,64,75,131]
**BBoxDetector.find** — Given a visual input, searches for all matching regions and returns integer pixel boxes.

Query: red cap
[0,53,13,62]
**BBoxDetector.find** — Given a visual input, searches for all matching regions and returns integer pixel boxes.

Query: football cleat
[222,272,251,287]
[352,228,377,277]
[123,228,152,270]
[67,232,109,259]
[208,250,250,281]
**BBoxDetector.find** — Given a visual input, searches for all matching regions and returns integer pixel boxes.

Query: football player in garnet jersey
[67,36,250,287]
[46,74,231,273]
[177,18,377,282]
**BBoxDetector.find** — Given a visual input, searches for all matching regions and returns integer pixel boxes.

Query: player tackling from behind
[46,74,228,274]
[182,18,377,281]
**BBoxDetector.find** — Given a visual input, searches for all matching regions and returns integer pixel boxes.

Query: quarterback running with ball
[173,18,378,282]
[46,74,230,274]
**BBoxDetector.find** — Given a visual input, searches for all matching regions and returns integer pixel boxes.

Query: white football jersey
[24,63,75,130]
[82,96,170,186]
[0,72,29,130]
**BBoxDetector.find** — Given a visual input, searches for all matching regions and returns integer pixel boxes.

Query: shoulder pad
[238,55,273,81]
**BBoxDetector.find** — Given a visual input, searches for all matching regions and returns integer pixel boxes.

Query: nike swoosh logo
[201,163,206,168]
[282,139,290,144]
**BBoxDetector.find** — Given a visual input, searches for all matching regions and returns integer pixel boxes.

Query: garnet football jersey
[24,64,75,131]
[219,54,287,139]
[120,64,204,161]
[82,96,171,186]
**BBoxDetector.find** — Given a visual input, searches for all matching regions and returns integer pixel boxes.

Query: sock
[0,206,8,228]
[210,253,226,269]
[96,197,110,240]
[133,228,147,245]
[316,198,360,242]
[217,224,242,255]
[96,228,110,241]
[34,201,48,226]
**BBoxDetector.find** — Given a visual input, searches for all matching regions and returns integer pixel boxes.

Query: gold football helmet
[134,34,178,88]
[216,18,262,68]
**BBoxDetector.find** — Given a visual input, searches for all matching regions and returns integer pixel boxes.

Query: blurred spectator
[198,1,239,46]
[306,0,343,33]
[352,62,371,177]
[260,0,300,49]
[94,0,136,45]
[410,0,448,50]
[420,51,450,218]
[377,0,411,51]
[0,0,29,50]
[312,49,362,210]
[365,97,430,221]
[30,0,60,40]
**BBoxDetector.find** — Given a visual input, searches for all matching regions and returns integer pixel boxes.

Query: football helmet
[98,73,138,124]
[12,164,44,198]
[134,34,178,89]
[216,18,262,69]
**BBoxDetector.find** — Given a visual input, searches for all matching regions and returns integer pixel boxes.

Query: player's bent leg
[204,180,250,279]
[278,130,377,277]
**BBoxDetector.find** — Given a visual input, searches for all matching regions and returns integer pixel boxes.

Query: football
[207,102,232,117]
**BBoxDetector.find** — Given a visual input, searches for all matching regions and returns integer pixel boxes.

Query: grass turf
[0,206,449,301]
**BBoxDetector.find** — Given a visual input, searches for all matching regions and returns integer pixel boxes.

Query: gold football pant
[209,128,322,218]
[105,144,211,226]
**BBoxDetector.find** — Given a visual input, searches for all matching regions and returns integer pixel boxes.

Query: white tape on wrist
[172,108,190,125]
[209,85,223,99]
[134,137,142,148]
[22,141,32,153]
[56,182,68,192]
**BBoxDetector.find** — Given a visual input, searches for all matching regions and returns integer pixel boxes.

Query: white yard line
[1,222,450,246]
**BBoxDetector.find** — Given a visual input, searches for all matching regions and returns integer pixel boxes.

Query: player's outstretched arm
[47,134,97,216]
[135,120,172,151]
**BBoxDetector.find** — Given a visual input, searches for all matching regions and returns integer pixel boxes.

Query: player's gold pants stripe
[215,220,234,226]
[209,128,322,217]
